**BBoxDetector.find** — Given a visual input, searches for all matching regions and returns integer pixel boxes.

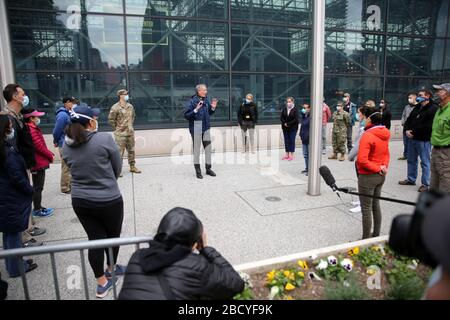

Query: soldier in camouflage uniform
[109,89,141,175]
[329,103,351,161]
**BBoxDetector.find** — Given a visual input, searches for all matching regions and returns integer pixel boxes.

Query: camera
[388,190,446,268]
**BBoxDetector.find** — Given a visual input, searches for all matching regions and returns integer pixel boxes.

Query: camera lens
[389,215,412,257]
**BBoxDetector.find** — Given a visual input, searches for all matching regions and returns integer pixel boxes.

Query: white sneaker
[349,206,361,213]
[351,200,360,206]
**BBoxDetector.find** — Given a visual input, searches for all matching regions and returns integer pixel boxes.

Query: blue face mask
[22,95,30,107]
[355,113,360,121]
[416,96,427,103]
[361,120,366,127]
[301,109,307,114]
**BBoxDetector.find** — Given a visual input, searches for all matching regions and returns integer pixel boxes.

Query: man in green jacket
[430,83,450,193]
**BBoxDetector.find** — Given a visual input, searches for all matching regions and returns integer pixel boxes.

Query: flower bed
[234,239,432,300]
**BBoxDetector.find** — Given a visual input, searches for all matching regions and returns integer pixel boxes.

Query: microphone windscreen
[319,166,336,187]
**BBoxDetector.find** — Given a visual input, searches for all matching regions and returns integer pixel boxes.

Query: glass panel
[125,0,227,19]
[384,77,441,119]
[231,24,310,73]
[129,73,229,125]
[127,18,227,71]
[16,72,127,130]
[386,36,444,76]
[326,0,386,32]
[7,0,124,14]
[231,74,311,122]
[323,76,383,111]
[387,0,448,37]
[444,39,450,77]
[9,10,126,71]
[231,0,311,26]
[325,31,384,75]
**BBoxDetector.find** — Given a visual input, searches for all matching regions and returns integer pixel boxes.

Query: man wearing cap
[53,97,74,194]
[109,89,141,175]
[342,93,357,153]
[430,83,450,193]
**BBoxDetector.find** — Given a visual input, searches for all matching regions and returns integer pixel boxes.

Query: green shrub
[386,276,425,300]
[354,247,387,268]
[233,285,254,300]
[324,276,370,300]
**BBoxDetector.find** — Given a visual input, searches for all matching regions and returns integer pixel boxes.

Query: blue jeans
[407,140,432,186]
[283,129,297,153]
[2,232,27,277]
[403,132,410,158]
[302,144,309,170]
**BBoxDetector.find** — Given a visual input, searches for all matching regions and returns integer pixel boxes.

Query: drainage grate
[265,196,282,202]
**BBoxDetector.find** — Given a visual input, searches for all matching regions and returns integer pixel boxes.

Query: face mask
[343,97,349,103]
[124,95,129,102]
[416,97,427,103]
[5,129,15,141]
[287,103,294,109]
[245,99,251,104]
[35,118,41,126]
[22,95,30,107]
[301,109,307,114]
[337,106,342,111]
[361,120,366,127]
[408,98,414,104]
[72,104,78,109]
[380,103,385,108]
[355,113,360,121]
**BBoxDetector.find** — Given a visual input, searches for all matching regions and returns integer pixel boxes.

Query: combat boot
[328,153,338,160]
[130,166,142,173]
[339,153,346,161]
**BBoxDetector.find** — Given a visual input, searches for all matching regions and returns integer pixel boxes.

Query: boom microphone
[319,166,338,191]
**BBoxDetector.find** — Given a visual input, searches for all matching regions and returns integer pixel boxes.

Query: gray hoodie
[62,131,122,203]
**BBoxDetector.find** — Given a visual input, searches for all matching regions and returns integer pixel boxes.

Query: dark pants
[403,132,410,158]
[302,144,309,170]
[346,126,353,152]
[283,129,297,153]
[73,200,124,278]
[190,131,212,169]
[358,173,385,239]
[32,170,45,211]
[2,232,28,277]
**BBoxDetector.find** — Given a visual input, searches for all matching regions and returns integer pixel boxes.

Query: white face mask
[408,98,414,104]
[124,95,129,102]
[343,97,349,103]
[5,129,15,141]
[35,118,41,126]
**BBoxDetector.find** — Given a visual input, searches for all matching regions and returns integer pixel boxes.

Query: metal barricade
[0,236,153,300]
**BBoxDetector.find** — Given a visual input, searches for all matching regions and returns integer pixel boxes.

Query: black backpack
[12,117,36,169]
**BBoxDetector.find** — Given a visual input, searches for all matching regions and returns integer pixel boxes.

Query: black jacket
[404,100,439,141]
[118,242,245,300]
[381,108,392,130]
[0,144,33,233]
[280,107,299,131]
[238,102,258,125]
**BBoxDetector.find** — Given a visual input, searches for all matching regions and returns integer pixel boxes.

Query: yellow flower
[283,270,290,278]
[371,245,381,252]
[367,268,376,275]
[267,270,276,282]
[298,260,309,270]
[348,247,360,256]
[288,272,296,281]
[285,295,294,300]
[285,283,295,291]
[297,271,305,278]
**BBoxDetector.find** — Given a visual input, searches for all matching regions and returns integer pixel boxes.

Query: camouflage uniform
[109,102,137,167]
[331,110,350,155]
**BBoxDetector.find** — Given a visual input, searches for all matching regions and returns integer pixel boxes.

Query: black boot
[194,164,203,179]
[205,165,216,177]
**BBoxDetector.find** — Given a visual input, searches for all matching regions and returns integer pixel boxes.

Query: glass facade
[5,0,450,131]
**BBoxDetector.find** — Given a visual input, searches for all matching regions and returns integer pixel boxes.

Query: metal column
[0,0,16,108]
[308,0,326,196]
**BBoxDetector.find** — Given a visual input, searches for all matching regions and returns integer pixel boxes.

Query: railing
[0,237,153,300]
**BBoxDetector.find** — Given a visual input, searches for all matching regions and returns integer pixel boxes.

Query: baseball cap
[422,195,450,273]
[69,105,101,125]
[432,83,450,93]
[117,89,128,96]
[21,108,45,118]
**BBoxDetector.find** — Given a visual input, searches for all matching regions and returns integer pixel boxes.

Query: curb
[235,236,389,273]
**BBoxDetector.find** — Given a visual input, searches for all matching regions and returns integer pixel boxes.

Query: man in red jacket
[24,109,55,218]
